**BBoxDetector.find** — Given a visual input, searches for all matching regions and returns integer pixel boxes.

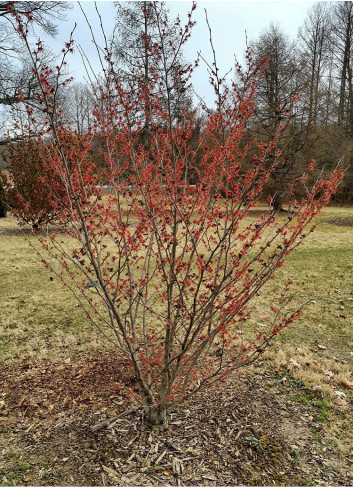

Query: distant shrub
[4,133,97,228]
[4,138,58,228]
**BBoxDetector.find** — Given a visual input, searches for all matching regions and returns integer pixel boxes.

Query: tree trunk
[144,404,168,429]
[272,191,285,212]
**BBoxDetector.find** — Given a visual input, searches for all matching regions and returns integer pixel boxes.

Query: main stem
[143,400,168,429]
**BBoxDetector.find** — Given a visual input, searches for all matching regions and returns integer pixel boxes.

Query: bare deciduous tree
[0,1,71,108]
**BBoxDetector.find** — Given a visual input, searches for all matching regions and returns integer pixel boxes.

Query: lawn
[0,206,352,485]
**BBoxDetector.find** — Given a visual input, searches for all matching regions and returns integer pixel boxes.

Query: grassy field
[261,207,353,387]
[1,206,353,484]
[1,207,352,368]
[0,218,105,364]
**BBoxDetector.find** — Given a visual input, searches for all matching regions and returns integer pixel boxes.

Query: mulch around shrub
[1,350,352,486]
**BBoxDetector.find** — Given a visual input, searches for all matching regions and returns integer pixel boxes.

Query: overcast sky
[45,1,316,105]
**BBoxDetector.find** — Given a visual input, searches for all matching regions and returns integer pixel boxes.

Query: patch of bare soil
[1,351,352,486]
[324,216,353,227]
[0,225,67,237]
[0,226,37,236]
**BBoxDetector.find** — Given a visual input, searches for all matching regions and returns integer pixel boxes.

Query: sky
[41,1,317,105]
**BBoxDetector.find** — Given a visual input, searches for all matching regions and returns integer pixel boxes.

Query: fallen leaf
[64,358,71,364]
[0,400,5,410]
[312,385,322,392]
[334,390,346,399]
[340,379,353,389]
[289,358,301,369]
[163,470,171,476]
[317,344,327,350]
[323,370,334,378]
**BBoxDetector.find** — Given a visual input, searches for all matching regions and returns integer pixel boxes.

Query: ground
[0,349,352,487]
[1,207,353,486]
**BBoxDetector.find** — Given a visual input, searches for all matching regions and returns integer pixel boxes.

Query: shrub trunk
[144,404,168,429]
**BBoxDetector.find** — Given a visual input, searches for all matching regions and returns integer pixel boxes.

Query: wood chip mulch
[1,350,352,486]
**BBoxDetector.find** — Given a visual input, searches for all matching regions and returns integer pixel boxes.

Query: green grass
[275,241,353,355]
[253,206,353,359]
[315,399,330,423]
[0,461,30,487]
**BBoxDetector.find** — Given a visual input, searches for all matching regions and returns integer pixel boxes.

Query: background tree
[112,1,196,148]
[298,2,332,128]
[308,1,353,204]
[0,174,6,217]
[0,1,71,145]
[331,2,353,133]
[250,24,306,210]
[0,1,70,106]
[60,82,94,135]
[0,2,70,33]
